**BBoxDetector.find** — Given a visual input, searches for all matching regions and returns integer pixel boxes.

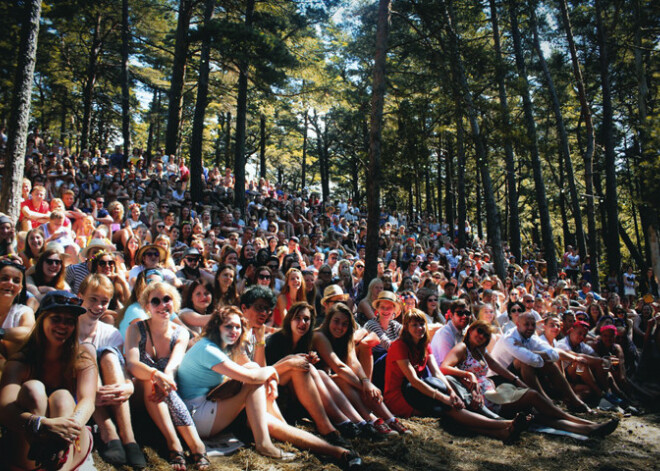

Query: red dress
[384,339,431,418]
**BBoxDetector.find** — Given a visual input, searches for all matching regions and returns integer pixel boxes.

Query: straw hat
[321,285,349,306]
[372,290,401,314]
[484,383,528,405]
[80,238,115,259]
[136,244,167,264]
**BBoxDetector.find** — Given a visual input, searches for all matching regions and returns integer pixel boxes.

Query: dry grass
[91,411,660,471]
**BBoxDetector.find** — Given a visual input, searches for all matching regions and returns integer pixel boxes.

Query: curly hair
[203,306,248,361]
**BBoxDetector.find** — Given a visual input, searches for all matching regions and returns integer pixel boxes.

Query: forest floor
[92,407,660,471]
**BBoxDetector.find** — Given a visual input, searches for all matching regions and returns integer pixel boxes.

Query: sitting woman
[417,289,445,338]
[476,304,502,352]
[178,306,360,466]
[213,264,240,308]
[441,320,619,437]
[26,249,70,302]
[89,250,130,324]
[363,291,402,389]
[125,281,208,471]
[385,310,531,442]
[313,302,410,437]
[355,278,384,325]
[272,268,306,328]
[18,228,45,269]
[0,291,96,470]
[0,258,35,370]
[266,302,366,444]
[178,279,215,336]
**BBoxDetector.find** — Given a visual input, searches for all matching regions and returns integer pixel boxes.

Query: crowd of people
[0,137,659,470]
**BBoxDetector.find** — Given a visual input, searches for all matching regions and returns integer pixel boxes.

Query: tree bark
[80,11,102,151]
[224,111,231,169]
[488,0,521,263]
[0,0,41,222]
[507,0,557,279]
[233,0,255,217]
[301,109,308,190]
[120,0,131,161]
[445,132,455,227]
[165,0,194,156]
[594,0,621,279]
[455,106,466,249]
[558,0,600,290]
[189,0,215,203]
[363,0,391,295]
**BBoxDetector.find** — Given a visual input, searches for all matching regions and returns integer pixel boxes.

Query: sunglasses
[428,298,438,303]
[258,274,271,280]
[185,257,201,263]
[48,294,83,306]
[98,260,115,268]
[355,265,364,269]
[454,310,470,317]
[145,251,160,258]
[510,308,523,313]
[149,295,173,306]
[45,258,62,267]
[251,303,272,313]
[319,270,331,275]
[475,327,489,337]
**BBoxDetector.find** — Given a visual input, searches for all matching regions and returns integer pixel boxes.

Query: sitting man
[557,320,621,405]
[77,274,146,468]
[491,311,590,412]
[431,299,471,365]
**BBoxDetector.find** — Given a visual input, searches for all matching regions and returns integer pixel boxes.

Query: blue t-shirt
[177,338,228,401]
[119,302,178,339]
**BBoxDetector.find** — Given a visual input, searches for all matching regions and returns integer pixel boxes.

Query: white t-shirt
[83,321,124,350]
[2,304,33,328]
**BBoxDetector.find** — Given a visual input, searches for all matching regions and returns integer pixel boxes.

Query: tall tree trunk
[165,0,193,156]
[259,114,266,178]
[189,0,215,203]
[364,0,391,296]
[558,0,600,289]
[530,2,585,258]
[0,0,41,222]
[152,89,161,160]
[120,0,131,161]
[594,0,621,278]
[301,109,307,190]
[80,12,102,151]
[234,0,255,217]
[455,106,467,248]
[436,143,443,223]
[425,161,433,215]
[445,132,455,226]
[224,111,231,169]
[507,0,557,279]
[488,0,520,263]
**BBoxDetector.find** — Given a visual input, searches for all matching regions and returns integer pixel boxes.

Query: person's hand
[39,286,57,294]
[361,379,382,403]
[254,324,266,343]
[462,372,479,391]
[449,391,465,410]
[153,370,177,395]
[266,377,278,401]
[306,351,320,364]
[289,353,311,371]
[40,416,82,444]
[469,389,484,409]
[96,382,133,406]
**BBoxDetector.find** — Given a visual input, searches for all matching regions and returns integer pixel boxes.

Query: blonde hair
[79,273,114,297]
[139,281,181,313]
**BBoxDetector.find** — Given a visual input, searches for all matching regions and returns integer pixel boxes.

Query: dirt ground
[92,410,660,471]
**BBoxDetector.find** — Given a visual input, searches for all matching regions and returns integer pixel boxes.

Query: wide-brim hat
[321,284,349,306]
[484,383,528,405]
[80,238,115,259]
[372,290,401,314]
[136,244,167,264]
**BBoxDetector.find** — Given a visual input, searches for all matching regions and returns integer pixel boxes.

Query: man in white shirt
[491,311,590,412]
[430,300,471,364]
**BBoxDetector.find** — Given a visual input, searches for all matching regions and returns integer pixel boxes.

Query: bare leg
[48,390,92,471]
[97,353,136,444]
[281,368,336,435]
[12,380,48,468]
[310,368,351,424]
[332,376,376,422]
[566,363,602,398]
[540,361,587,408]
[141,381,183,453]
[356,342,373,380]
[176,425,206,455]
[318,371,364,423]
[501,390,594,426]
[266,414,347,460]
[516,361,552,402]
[445,408,515,440]
[244,383,283,458]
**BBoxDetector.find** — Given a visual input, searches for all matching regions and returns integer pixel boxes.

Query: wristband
[360,377,369,383]
[256,341,266,347]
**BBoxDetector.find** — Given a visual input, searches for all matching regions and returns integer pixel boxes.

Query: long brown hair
[318,302,356,362]
[399,309,430,365]
[203,306,248,361]
[463,320,494,352]
[32,250,66,289]
[281,302,316,352]
[280,268,306,303]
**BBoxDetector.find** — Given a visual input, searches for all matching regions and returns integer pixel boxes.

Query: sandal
[168,450,187,471]
[192,452,210,471]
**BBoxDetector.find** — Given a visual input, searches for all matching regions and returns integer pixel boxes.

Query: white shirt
[82,321,124,350]
[2,304,33,329]
[490,328,559,369]
[556,337,595,368]
[430,321,464,365]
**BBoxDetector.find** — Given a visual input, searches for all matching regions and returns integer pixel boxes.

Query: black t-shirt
[265,330,307,366]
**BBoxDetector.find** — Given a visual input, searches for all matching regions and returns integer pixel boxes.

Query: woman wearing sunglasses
[0,259,35,370]
[26,249,70,302]
[125,282,208,471]
[0,291,97,470]
[90,251,130,314]
[441,320,618,438]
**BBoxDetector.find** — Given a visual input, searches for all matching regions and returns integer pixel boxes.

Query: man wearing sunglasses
[431,300,472,365]
[175,248,212,284]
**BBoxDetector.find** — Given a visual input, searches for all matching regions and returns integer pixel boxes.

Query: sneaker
[323,431,351,448]
[99,439,126,466]
[388,418,412,435]
[341,450,363,470]
[337,422,361,439]
[123,442,147,469]
[358,422,384,440]
[372,418,398,437]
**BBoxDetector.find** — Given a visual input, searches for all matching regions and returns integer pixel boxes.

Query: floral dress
[457,347,498,411]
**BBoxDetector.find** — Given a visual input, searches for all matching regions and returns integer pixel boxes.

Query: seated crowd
[0,143,658,471]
